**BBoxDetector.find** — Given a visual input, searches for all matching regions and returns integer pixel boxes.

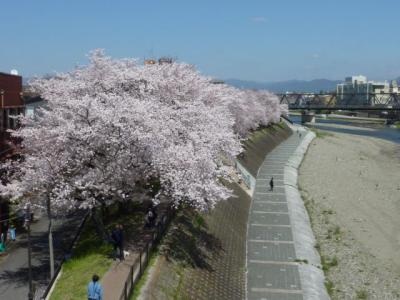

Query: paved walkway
[102,252,140,300]
[0,213,82,300]
[101,203,170,300]
[247,131,305,300]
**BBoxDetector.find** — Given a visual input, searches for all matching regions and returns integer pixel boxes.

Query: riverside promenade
[246,126,329,300]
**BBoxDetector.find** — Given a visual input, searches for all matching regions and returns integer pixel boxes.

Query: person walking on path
[144,209,154,228]
[9,224,16,241]
[0,236,5,253]
[87,274,103,300]
[117,224,124,261]
[111,225,121,260]
[269,177,274,191]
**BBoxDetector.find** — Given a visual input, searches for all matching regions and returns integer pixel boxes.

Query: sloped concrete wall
[285,126,330,300]
[238,124,292,178]
[236,123,292,193]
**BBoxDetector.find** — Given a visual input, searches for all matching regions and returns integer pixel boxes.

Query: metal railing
[119,206,174,300]
[278,92,400,111]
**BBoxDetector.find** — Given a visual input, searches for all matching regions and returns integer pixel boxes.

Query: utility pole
[25,203,34,300]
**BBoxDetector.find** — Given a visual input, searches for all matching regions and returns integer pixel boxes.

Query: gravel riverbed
[299,129,400,300]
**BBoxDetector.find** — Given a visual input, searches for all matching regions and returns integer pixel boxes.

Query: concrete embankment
[283,127,329,300]
[238,124,292,178]
[236,124,292,194]
[247,125,329,300]
[299,129,400,299]
[137,122,293,300]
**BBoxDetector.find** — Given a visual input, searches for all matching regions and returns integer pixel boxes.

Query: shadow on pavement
[0,215,83,288]
[160,210,222,271]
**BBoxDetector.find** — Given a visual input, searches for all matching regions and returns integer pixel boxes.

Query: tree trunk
[91,207,108,241]
[48,218,54,279]
[47,196,55,279]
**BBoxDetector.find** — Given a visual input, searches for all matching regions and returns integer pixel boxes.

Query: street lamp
[25,203,34,300]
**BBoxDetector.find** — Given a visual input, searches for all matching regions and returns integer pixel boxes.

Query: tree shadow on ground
[0,215,82,287]
[160,209,223,271]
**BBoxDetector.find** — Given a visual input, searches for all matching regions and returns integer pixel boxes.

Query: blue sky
[1,0,399,81]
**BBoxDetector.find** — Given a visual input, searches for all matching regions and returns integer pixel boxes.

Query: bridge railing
[278,93,400,110]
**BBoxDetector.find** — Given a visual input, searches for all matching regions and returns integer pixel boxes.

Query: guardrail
[119,206,174,300]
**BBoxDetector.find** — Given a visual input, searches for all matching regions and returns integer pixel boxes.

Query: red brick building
[0,73,25,241]
[0,72,25,158]
[1,72,24,129]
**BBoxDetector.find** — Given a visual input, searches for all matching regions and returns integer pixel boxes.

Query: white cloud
[251,16,266,23]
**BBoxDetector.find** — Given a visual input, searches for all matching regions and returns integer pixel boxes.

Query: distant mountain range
[22,76,400,93]
[225,78,343,93]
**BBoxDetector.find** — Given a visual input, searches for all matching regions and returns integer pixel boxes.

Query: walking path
[102,252,140,300]
[101,203,171,300]
[0,213,82,300]
[247,126,329,300]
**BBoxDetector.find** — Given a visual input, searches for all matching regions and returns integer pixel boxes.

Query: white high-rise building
[336,75,397,106]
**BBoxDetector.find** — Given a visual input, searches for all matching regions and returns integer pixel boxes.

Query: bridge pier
[301,111,315,124]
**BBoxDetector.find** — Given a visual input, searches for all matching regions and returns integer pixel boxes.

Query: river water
[289,114,400,144]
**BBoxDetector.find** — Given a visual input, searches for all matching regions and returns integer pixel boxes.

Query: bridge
[278,92,400,123]
[278,93,400,111]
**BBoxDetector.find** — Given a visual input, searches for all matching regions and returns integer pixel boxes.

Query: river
[289,114,400,144]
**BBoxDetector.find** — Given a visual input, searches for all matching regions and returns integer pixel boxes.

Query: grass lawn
[49,219,113,300]
[50,202,146,300]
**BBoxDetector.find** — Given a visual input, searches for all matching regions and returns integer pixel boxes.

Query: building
[144,59,157,65]
[0,72,25,158]
[144,57,174,65]
[158,57,173,64]
[0,72,25,240]
[336,75,398,106]
[1,72,24,131]
[24,93,45,120]
[389,80,399,93]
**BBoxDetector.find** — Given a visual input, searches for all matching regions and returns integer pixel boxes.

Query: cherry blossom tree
[1,51,238,212]
[0,49,286,280]
[1,50,285,216]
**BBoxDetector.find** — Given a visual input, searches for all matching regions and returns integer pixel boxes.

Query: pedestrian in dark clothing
[151,206,158,222]
[144,209,154,228]
[110,225,121,260]
[117,224,124,260]
[87,274,103,300]
[269,177,274,191]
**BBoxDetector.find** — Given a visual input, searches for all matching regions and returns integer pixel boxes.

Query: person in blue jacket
[87,274,103,300]
[9,224,16,241]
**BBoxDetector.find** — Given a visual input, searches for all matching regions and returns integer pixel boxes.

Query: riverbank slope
[137,123,292,300]
[299,129,400,299]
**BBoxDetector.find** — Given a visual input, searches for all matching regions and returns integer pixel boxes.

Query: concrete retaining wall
[284,126,330,300]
